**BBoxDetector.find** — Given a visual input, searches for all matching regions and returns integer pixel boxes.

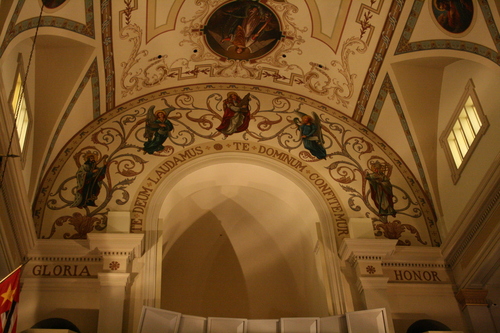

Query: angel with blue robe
[143,105,175,154]
[294,112,327,160]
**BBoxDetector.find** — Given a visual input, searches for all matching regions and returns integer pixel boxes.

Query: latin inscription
[32,264,91,277]
[131,142,349,238]
[394,270,441,282]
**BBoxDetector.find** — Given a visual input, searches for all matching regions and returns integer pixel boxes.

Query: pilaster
[87,232,144,333]
[87,233,143,273]
[97,272,131,333]
[340,238,397,333]
[456,289,496,333]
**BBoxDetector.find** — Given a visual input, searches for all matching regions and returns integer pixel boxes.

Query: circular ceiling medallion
[431,0,473,34]
[204,1,282,61]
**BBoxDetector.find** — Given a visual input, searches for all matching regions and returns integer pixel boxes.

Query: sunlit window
[441,80,489,183]
[10,72,29,151]
[7,54,32,168]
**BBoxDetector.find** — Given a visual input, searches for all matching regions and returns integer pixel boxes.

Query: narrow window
[440,80,489,183]
[7,54,32,166]
[10,72,29,150]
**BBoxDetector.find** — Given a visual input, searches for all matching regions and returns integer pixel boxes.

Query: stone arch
[136,147,348,316]
[35,84,439,248]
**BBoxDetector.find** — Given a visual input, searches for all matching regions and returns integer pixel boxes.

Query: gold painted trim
[306,0,352,52]
[147,0,185,42]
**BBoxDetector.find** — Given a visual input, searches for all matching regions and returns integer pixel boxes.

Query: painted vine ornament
[320,117,427,244]
[374,218,427,246]
[39,90,437,246]
[118,0,367,107]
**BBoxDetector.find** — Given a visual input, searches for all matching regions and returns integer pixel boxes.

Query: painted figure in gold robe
[217,92,251,137]
[365,161,397,217]
[71,152,108,208]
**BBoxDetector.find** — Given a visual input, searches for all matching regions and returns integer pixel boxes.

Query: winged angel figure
[143,105,176,154]
[209,3,276,55]
[293,111,327,160]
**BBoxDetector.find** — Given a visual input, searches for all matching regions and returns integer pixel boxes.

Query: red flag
[0,266,21,333]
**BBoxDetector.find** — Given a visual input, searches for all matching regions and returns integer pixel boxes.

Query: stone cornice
[340,238,398,263]
[382,262,447,269]
[26,256,102,263]
[87,233,144,261]
[26,239,101,262]
[455,289,489,310]
[382,245,448,269]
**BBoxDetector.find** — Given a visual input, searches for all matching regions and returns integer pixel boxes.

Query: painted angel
[143,105,176,154]
[217,92,251,137]
[294,111,327,160]
[210,4,276,55]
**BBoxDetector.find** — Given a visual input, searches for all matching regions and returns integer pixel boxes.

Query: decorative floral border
[116,0,369,108]
[352,0,405,122]
[33,83,441,246]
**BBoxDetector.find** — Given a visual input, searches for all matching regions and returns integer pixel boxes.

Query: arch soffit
[140,149,343,245]
[144,151,344,317]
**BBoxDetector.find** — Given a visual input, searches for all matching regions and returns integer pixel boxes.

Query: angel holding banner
[217,92,251,137]
[143,104,176,154]
[294,111,327,160]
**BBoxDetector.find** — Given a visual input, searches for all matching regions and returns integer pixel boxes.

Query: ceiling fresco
[111,0,386,113]
[396,0,500,59]
[2,0,498,248]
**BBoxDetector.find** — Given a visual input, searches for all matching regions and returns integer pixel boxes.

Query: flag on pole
[0,266,22,333]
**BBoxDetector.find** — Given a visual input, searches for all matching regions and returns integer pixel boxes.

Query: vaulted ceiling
[1,0,498,251]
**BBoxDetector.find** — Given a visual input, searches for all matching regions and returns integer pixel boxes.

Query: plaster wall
[158,163,330,319]
[18,279,100,333]
[0,37,35,192]
[437,59,500,233]
[388,284,466,333]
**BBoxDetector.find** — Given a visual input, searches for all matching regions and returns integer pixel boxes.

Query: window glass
[440,80,489,183]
